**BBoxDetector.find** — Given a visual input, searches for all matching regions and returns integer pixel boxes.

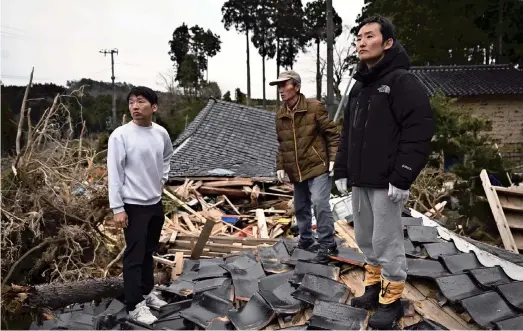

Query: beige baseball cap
[269,70,301,86]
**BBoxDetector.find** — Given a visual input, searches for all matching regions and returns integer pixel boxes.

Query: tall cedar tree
[354,0,523,66]
[168,24,221,94]
[304,0,343,100]
[272,0,309,106]
[251,0,277,108]
[222,0,258,105]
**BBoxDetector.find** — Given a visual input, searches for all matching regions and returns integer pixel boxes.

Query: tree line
[355,0,523,66]
[168,0,345,109]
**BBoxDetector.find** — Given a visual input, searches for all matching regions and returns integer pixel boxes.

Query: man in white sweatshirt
[107,86,173,324]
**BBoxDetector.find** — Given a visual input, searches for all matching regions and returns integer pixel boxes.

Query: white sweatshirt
[107,121,174,214]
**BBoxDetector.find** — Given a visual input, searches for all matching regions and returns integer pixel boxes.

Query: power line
[100,48,119,129]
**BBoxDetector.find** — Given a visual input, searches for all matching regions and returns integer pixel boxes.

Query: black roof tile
[493,315,523,330]
[410,64,523,97]
[439,252,483,274]
[435,274,484,302]
[496,281,523,311]
[468,267,512,289]
[169,99,278,179]
[461,291,518,328]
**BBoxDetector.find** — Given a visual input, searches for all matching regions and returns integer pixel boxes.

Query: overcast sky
[1,0,363,99]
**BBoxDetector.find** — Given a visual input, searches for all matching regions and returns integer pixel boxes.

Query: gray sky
[1,0,363,99]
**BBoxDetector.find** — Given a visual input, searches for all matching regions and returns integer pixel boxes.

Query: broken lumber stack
[156,177,296,259]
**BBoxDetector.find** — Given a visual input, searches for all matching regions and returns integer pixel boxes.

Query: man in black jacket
[333,16,434,329]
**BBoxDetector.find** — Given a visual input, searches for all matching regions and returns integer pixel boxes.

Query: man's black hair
[357,15,396,42]
[127,86,158,105]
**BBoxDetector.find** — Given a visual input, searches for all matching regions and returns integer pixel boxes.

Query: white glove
[388,183,409,203]
[335,178,348,194]
[329,161,334,176]
[277,170,286,182]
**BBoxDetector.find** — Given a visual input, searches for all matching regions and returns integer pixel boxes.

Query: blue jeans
[293,173,335,247]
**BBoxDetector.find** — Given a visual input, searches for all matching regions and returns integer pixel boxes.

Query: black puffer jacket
[333,41,434,190]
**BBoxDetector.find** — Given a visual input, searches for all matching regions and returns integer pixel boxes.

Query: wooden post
[480,169,519,252]
[190,219,216,260]
[256,209,269,239]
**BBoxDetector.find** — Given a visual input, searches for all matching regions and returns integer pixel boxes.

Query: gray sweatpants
[294,173,335,247]
[352,187,407,282]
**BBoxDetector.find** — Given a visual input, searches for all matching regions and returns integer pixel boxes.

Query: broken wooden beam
[163,188,207,223]
[190,218,216,260]
[256,209,269,239]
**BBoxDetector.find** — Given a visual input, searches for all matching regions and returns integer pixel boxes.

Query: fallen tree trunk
[3,272,169,315]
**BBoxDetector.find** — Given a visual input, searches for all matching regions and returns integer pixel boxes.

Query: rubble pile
[28,234,380,330]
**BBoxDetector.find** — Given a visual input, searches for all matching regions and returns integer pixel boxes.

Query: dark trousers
[294,173,335,247]
[123,202,164,310]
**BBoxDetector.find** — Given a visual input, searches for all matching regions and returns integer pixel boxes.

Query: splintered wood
[160,178,294,258]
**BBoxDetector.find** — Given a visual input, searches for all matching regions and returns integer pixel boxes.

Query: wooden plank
[256,209,269,239]
[153,256,175,267]
[340,271,365,297]
[180,213,198,233]
[198,186,248,197]
[253,226,258,238]
[498,195,523,212]
[170,176,276,182]
[163,188,207,223]
[494,186,523,197]
[168,230,178,243]
[171,223,194,235]
[174,235,279,245]
[167,248,223,258]
[480,169,519,252]
[171,213,179,227]
[223,195,241,215]
[159,231,171,244]
[271,224,284,238]
[173,252,184,279]
[172,240,257,253]
[190,219,216,260]
[505,212,523,230]
[204,179,254,187]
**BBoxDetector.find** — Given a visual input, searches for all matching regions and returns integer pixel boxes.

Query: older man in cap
[270,70,340,264]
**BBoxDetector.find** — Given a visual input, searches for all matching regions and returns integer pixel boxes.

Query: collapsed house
[25,98,523,330]
[29,209,523,330]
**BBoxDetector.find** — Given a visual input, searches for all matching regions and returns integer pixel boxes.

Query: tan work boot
[368,277,405,329]
[350,264,382,309]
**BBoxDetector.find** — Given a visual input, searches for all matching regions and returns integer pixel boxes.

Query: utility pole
[100,48,118,129]
[326,0,334,118]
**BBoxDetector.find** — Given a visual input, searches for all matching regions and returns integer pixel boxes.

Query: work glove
[335,178,348,195]
[277,170,286,182]
[388,183,409,204]
[329,161,334,176]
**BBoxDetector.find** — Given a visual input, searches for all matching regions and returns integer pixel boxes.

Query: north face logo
[377,85,390,94]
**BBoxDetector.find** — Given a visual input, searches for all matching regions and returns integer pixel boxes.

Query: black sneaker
[310,243,338,264]
[297,239,315,251]
[350,283,380,309]
[368,299,403,330]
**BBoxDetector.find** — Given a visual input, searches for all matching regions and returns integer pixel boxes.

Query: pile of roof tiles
[30,216,523,330]
[401,217,523,330]
[29,235,438,331]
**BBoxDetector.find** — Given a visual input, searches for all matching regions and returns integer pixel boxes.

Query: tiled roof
[169,99,278,179]
[410,64,523,97]
[404,209,523,329]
